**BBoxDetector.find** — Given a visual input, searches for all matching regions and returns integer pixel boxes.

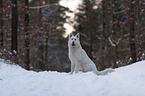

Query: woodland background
[0,0,145,72]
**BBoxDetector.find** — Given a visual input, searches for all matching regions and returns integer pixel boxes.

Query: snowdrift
[0,59,145,96]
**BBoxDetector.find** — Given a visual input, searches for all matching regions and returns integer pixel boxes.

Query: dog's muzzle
[72,41,75,46]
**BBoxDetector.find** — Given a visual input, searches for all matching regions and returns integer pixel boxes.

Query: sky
[59,0,82,37]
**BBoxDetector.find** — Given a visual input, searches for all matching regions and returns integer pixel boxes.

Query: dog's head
[69,33,80,47]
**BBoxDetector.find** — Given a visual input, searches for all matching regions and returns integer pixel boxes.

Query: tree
[86,0,93,59]
[129,0,136,63]
[11,0,18,53]
[38,0,46,71]
[24,0,30,70]
[74,0,138,70]
[134,0,145,61]
[29,0,72,71]
[39,0,42,22]
[0,0,3,47]
[0,0,143,72]
[74,0,101,59]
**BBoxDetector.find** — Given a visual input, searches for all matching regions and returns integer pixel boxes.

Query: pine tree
[29,0,72,71]
[74,0,102,59]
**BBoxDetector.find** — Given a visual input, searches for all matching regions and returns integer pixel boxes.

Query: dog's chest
[69,48,82,61]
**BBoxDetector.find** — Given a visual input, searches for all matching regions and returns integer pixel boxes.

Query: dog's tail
[96,68,114,75]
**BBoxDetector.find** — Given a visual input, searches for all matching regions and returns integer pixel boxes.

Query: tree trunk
[100,0,105,53]
[98,0,105,70]
[24,0,30,70]
[0,0,3,47]
[39,0,45,70]
[87,0,92,59]
[11,0,18,53]
[99,0,104,57]
[111,0,114,33]
[44,32,48,70]
[39,0,42,22]
[44,24,49,70]
[105,0,109,35]
[129,0,137,63]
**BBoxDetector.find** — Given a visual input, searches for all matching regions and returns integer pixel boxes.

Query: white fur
[68,33,114,75]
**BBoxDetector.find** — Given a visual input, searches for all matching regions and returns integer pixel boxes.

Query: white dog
[68,33,114,75]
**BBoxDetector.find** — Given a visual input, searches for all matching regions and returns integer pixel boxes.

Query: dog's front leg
[70,63,75,74]
[75,61,80,74]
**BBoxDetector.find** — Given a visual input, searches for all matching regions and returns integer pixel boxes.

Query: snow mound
[0,59,145,96]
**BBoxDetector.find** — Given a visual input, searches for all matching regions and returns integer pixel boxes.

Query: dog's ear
[69,33,73,38]
[76,33,80,38]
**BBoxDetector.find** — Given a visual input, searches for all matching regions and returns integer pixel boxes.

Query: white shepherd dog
[68,33,114,75]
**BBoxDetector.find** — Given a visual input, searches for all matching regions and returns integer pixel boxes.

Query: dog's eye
[71,38,73,40]
[75,39,76,40]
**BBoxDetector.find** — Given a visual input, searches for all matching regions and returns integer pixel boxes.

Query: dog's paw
[69,72,73,75]
[110,68,115,72]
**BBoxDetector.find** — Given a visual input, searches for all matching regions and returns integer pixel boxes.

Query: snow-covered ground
[0,59,145,96]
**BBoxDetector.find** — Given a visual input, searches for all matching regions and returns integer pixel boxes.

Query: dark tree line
[0,0,145,72]
[74,0,145,70]
[0,0,72,72]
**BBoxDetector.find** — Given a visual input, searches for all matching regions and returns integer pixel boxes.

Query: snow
[29,4,54,9]
[0,59,145,96]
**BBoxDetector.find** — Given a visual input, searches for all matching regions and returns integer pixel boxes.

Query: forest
[0,0,145,72]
